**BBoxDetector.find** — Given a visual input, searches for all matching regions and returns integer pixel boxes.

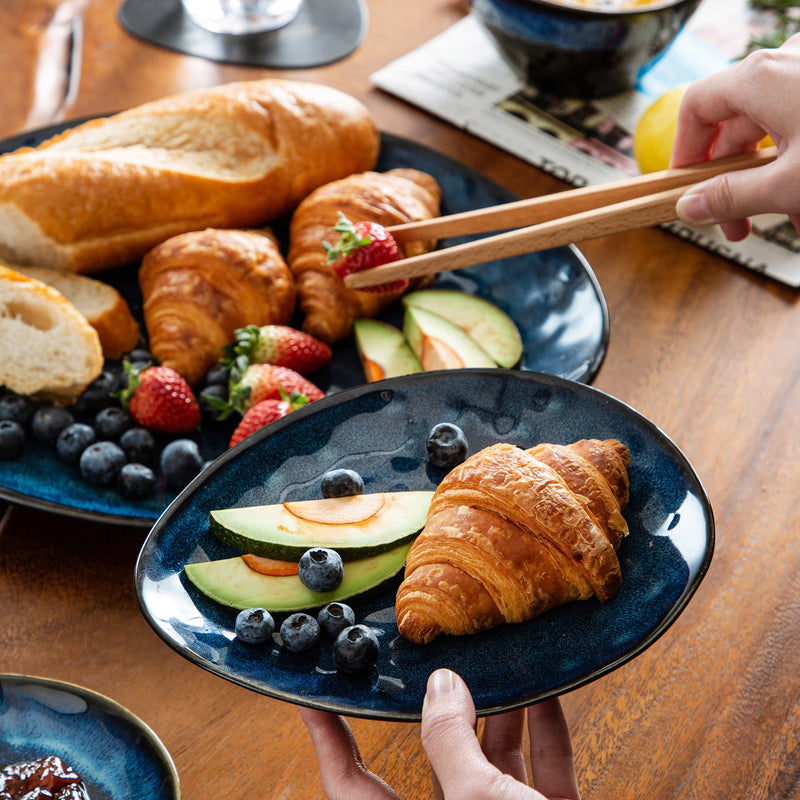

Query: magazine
[371,1,800,287]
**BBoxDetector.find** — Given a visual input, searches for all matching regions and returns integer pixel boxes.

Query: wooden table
[1,1,798,798]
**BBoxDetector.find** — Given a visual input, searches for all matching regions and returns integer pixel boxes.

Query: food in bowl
[547,0,673,7]
[471,0,702,98]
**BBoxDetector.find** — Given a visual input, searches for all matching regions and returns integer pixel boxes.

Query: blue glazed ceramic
[471,0,702,97]
[136,369,714,721]
[0,124,608,527]
[0,674,180,799]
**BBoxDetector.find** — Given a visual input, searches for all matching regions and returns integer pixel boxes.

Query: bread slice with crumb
[10,265,140,358]
[0,265,104,403]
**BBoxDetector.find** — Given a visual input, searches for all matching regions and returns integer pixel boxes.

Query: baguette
[0,265,103,403]
[0,80,380,275]
[9,265,141,359]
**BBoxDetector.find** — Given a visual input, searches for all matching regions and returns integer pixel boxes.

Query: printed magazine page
[371,1,800,287]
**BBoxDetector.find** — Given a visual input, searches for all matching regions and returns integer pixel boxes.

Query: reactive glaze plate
[136,369,714,721]
[0,122,608,526]
[0,674,180,799]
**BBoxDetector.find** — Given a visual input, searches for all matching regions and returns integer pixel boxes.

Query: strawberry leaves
[325,212,407,293]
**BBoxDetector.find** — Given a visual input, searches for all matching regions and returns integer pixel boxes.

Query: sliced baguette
[0,79,379,274]
[10,265,140,359]
[0,265,103,403]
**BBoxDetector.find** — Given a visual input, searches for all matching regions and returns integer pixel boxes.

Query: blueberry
[55,422,96,464]
[119,427,157,465]
[204,363,230,387]
[0,420,26,460]
[117,463,157,500]
[73,370,119,413]
[320,468,364,498]
[160,438,203,490]
[298,548,344,593]
[94,407,133,441]
[317,602,356,637]
[280,612,320,653]
[199,384,227,423]
[79,441,126,486]
[0,393,36,427]
[127,347,152,364]
[426,422,468,469]
[31,406,75,447]
[235,607,275,644]
[333,624,380,675]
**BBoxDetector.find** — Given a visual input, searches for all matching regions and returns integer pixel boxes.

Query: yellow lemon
[634,84,775,174]
[633,84,688,174]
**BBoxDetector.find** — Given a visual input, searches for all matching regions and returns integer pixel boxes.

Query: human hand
[671,33,800,240]
[299,668,581,800]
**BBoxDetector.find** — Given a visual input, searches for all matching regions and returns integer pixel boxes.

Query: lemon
[633,84,688,174]
[634,83,775,174]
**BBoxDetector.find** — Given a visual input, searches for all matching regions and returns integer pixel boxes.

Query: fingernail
[422,668,457,713]
[676,188,715,226]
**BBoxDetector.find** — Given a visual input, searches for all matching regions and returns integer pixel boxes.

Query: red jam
[0,756,89,799]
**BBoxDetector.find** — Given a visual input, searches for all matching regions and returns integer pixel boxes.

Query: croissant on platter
[395,438,631,645]
[287,168,442,344]
[139,228,296,386]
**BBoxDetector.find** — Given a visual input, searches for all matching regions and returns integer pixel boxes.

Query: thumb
[420,669,495,797]
[675,162,787,228]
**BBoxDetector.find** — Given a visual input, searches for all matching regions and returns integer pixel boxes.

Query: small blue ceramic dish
[0,674,180,799]
[135,369,714,721]
[470,0,702,98]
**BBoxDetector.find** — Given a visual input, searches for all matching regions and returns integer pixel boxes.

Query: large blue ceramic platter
[0,124,608,527]
[135,369,714,721]
[0,674,180,799]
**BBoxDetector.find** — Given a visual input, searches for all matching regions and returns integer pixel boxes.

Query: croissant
[287,168,442,343]
[139,228,296,386]
[395,438,631,644]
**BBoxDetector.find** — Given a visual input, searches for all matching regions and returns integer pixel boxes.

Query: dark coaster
[118,0,367,68]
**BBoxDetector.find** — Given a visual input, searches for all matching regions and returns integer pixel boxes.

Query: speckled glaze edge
[0,673,181,798]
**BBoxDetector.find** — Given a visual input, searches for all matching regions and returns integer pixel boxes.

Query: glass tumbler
[180,0,303,34]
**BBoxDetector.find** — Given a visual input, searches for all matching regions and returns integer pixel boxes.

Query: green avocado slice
[209,490,433,560]
[183,541,412,612]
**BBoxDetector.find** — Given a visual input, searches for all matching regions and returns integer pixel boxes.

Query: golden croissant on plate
[139,228,296,386]
[287,168,442,343]
[395,438,631,644]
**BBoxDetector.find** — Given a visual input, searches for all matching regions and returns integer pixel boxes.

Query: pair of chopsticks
[342,147,777,289]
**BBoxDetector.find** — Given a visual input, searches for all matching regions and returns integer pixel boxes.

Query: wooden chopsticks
[342,147,777,289]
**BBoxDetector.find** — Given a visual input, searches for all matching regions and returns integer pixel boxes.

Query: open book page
[371,1,800,287]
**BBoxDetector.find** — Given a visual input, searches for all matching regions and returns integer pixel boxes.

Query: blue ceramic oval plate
[136,369,714,721]
[0,125,608,527]
[0,674,180,799]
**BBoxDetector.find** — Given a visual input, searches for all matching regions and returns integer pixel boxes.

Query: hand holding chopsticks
[342,147,777,289]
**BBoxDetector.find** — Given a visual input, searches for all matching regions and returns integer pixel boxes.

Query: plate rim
[135,367,715,721]
[0,672,181,799]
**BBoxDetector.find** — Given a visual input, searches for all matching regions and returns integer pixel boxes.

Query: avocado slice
[403,306,497,371]
[353,318,422,382]
[403,289,523,368]
[184,541,412,612]
[209,490,433,560]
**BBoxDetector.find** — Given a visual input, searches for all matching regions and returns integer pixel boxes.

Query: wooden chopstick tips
[342,147,777,289]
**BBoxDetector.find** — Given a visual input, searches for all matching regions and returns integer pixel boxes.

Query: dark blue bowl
[471,0,701,98]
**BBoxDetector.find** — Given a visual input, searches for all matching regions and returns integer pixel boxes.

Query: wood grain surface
[0,1,798,799]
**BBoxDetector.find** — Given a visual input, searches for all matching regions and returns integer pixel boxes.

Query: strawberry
[119,363,201,434]
[229,392,309,448]
[229,363,324,415]
[223,324,332,377]
[324,212,408,293]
